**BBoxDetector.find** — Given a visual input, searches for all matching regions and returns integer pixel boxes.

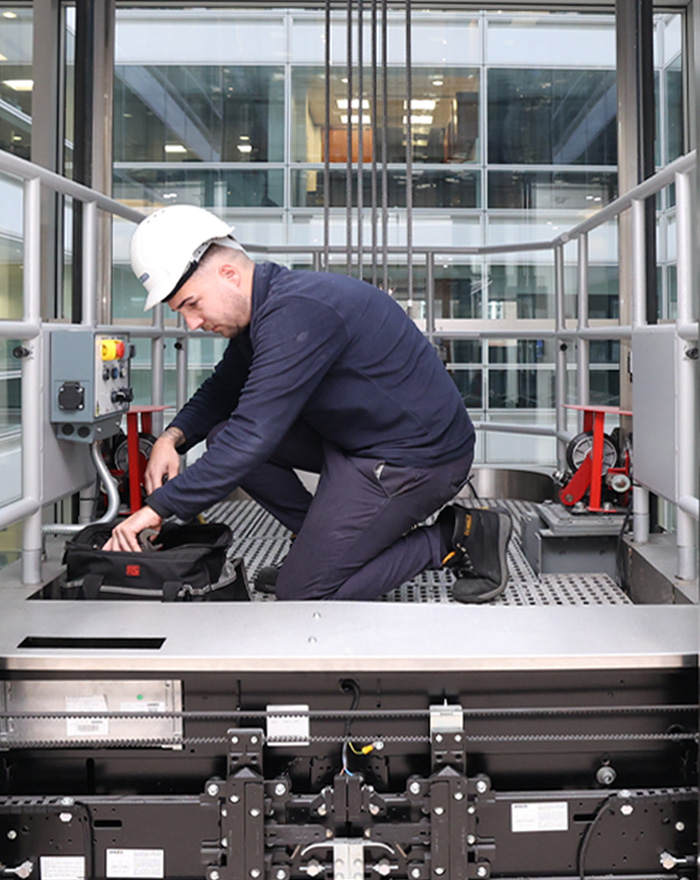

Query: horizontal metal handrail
[0,149,144,222]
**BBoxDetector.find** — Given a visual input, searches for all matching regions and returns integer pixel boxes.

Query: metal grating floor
[205,498,632,606]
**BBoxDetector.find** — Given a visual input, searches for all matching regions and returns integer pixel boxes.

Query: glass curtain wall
[111,7,684,466]
[0,3,32,565]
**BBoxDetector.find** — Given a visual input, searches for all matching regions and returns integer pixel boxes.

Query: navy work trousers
[230,420,474,601]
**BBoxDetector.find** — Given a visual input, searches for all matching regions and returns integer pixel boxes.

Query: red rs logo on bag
[126,564,141,577]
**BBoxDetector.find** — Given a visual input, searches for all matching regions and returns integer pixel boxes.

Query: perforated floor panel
[205,499,632,605]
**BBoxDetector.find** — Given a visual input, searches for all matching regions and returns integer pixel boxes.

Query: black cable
[576,792,617,880]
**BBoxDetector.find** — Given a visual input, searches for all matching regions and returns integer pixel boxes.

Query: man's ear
[218,261,242,287]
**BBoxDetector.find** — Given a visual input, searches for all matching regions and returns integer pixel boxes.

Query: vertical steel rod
[346,0,353,276]
[425,251,435,346]
[82,199,98,327]
[673,169,697,580]
[323,0,331,271]
[576,234,590,418]
[554,244,567,469]
[630,196,650,544]
[21,176,44,585]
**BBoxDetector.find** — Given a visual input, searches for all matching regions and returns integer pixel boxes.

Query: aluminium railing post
[81,200,98,326]
[631,197,650,544]
[554,243,567,469]
[673,169,697,581]
[151,303,165,438]
[21,176,43,584]
[425,251,435,347]
[576,234,590,423]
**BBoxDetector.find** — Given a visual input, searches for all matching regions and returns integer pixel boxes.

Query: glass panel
[432,262,483,319]
[488,170,617,211]
[0,522,21,569]
[488,339,555,364]
[114,65,285,164]
[0,172,24,320]
[292,168,479,208]
[290,16,480,65]
[0,6,32,159]
[292,67,479,164]
[114,167,285,209]
[488,68,617,165]
[487,17,615,67]
[665,56,683,162]
[116,10,286,65]
[0,338,22,509]
[64,6,75,177]
[488,366,555,409]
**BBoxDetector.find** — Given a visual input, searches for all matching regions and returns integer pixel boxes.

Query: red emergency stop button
[101,338,126,361]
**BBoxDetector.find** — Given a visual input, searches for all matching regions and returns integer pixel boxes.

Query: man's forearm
[161,425,186,448]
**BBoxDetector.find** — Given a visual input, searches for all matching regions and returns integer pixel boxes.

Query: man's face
[167,258,251,338]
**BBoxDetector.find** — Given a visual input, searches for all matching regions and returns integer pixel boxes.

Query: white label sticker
[266,703,310,746]
[106,849,164,879]
[119,701,166,714]
[40,856,86,880]
[65,695,108,738]
[511,801,569,833]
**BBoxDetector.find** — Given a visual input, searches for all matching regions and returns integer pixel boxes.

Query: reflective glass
[431,262,483,319]
[0,6,32,159]
[0,173,24,319]
[114,65,285,163]
[292,168,479,209]
[291,67,479,164]
[290,16,480,65]
[488,367,555,409]
[488,68,617,165]
[488,171,617,211]
[114,167,285,210]
[486,17,616,67]
[0,338,22,511]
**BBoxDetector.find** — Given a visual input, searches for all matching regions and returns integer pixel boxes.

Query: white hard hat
[130,205,245,311]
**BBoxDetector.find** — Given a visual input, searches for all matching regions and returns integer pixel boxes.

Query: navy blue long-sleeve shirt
[147,262,475,520]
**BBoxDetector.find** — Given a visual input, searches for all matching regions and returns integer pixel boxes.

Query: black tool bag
[62,520,249,602]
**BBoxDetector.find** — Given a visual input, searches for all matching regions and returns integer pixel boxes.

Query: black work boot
[254,564,279,594]
[254,533,296,594]
[441,505,513,603]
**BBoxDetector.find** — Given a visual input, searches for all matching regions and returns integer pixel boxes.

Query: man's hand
[144,427,184,495]
[103,505,163,553]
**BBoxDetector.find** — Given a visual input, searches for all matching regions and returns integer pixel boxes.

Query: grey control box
[51,329,134,443]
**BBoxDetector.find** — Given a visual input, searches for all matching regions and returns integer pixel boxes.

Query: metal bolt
[231,736,239,744]
[249,808,261,818]
[453,791,464,801]
[434,868,445,876]
[475,780,488,794]
[433,806,444,816]
[467,834,476,845]
[221,839,227,849]
[435,734,443,743]
[596,765,617,786]
[317,804,328,816]
[308,636,317,644]
[60,797,75,806]
[620,804,634,816]
[675,821,685,832]
[250,870,261,879]
[477,866,488,878]
[369,803,380,816]
[59,813,72,823]
[7,829,17,840]
[409,781,421,795]
[250,736,258,745]
[411,870,421,879]
[207,783,220,797]
[312,611,321,619]
[468,806,476,814]
[454,733,462,742]
[230,795,240,804]
[276,871,287,880]
[275,783,287,796]
[209,872,220,880]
